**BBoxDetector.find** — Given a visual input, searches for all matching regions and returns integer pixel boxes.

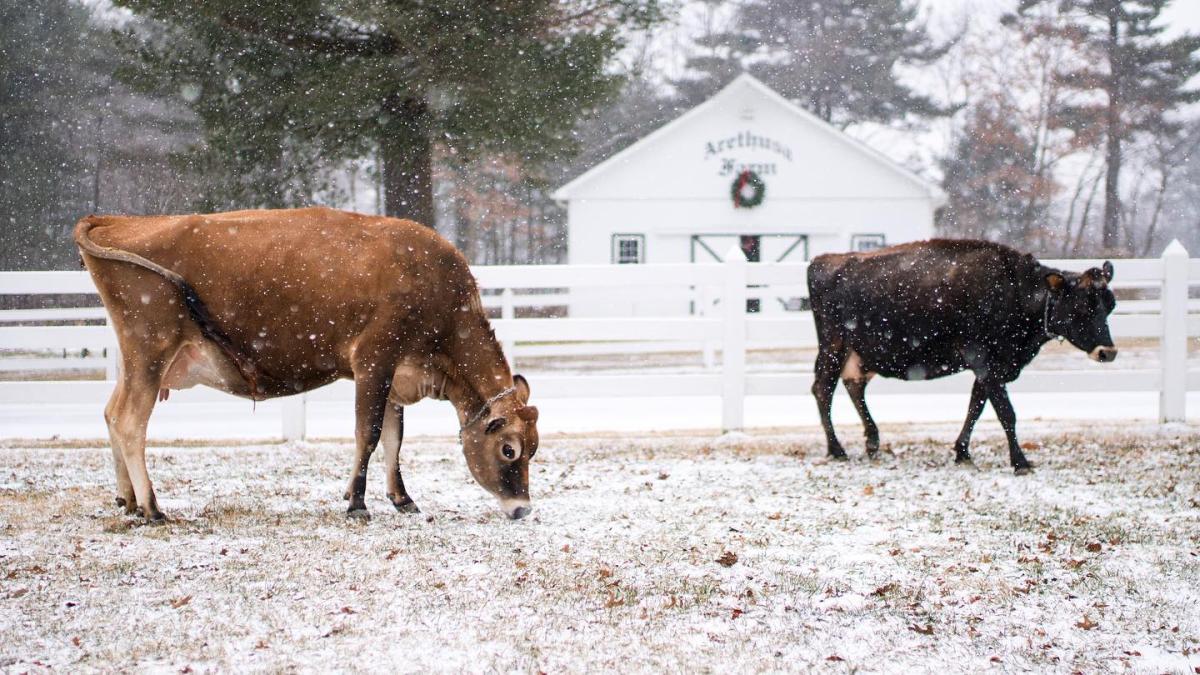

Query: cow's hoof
[828,453,849,462]
[391,498,420,514]
[346,507,370,520]
[342,491,351,501]
[1013,466,1034,476]
[145,512,167,526]
[115,496,130,509]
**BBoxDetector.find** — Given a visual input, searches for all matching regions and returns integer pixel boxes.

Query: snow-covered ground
[2,423,1198,671]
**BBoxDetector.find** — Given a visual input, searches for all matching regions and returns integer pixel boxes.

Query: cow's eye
[501,443,518,460]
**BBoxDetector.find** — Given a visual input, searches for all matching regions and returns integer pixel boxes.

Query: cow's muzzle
[501,497,531,520]
[1090,346,1118,362]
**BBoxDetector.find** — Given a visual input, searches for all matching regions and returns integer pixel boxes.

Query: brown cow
[75,206,539,521]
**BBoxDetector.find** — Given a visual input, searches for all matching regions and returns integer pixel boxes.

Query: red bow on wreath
[731,170,766,209]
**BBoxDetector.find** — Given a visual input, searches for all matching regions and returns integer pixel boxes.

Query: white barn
[553,74,946,316]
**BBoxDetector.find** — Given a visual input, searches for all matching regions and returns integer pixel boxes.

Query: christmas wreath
[731,170,765,208]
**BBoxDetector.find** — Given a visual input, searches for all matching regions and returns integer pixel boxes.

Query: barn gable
[553,74,945,205]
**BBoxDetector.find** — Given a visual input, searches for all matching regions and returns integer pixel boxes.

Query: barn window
[612,234,645,264]
[851,234,886,252]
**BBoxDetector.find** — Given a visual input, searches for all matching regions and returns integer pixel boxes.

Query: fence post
[104,345,120,381]
[697,284,716,369]
[282,393,307,442]
[500,288,516,368]
[721,246,748,432]
[1160,239,1188,423]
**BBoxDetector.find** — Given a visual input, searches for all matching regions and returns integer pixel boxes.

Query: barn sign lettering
[704,130,793,177]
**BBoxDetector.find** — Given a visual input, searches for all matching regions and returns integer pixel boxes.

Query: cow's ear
[1045,272,1067,292]
[1081,267,1109,289]
[513,374,531,403]
[1101,260,1114,282]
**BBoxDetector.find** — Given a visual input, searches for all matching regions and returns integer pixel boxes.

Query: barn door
[690,234,808,313]
[690,234,807,263]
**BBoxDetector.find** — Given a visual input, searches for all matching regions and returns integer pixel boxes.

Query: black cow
[807,239,1117,474]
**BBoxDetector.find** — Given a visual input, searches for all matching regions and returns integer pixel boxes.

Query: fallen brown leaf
[1076,616,1098,630]
[170,595,192,609]
[872,583,897,597]
[716,551,738,567]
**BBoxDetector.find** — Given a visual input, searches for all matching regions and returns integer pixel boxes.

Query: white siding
[559,75,941,317]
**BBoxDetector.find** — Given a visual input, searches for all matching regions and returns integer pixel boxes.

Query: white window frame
[612,234,645,264]
[851,234,886,252]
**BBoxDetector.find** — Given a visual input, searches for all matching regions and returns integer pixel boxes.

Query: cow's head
[1045,261,1118,362]
[460,374,539,520]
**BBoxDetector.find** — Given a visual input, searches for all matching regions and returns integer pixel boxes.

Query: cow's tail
[806,255,838,313]
[74,217,265,396]
[806,255,846,350]
[75,217,188,286]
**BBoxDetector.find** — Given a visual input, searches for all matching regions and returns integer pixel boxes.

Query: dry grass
[1,423,1199,672]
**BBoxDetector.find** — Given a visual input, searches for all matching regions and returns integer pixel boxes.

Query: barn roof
[552,73,946,206]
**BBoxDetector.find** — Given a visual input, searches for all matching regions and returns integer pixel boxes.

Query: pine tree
[1013,0,1200,251]
[671,1,749,110]
[0,0,92,269]
[0,1,203,269]
[939,97,1054,246]
[113,1,662,227]
[677,0,955,126]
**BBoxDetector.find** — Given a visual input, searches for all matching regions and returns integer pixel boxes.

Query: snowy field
[2,423,1199,672]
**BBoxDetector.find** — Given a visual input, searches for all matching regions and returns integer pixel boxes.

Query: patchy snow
[1,423,1198,671]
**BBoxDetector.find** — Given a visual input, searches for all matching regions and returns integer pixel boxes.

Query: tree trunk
[380,95,434,227]
[1102,7,1122,251]
[92,114,104,212]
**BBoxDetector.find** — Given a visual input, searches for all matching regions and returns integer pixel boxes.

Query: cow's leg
[953,380,989,467]
[843,378,879,458]
[106,366,164,521]
[985,383,1033,475]
[812,347,847,460]
[344,362,393,517]
[381,403,419,513]
[103,384,136,511]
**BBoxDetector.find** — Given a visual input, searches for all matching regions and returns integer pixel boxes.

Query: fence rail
[2,242,1197,438]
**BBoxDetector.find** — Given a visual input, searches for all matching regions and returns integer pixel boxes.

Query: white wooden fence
[2,242,1197,439]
